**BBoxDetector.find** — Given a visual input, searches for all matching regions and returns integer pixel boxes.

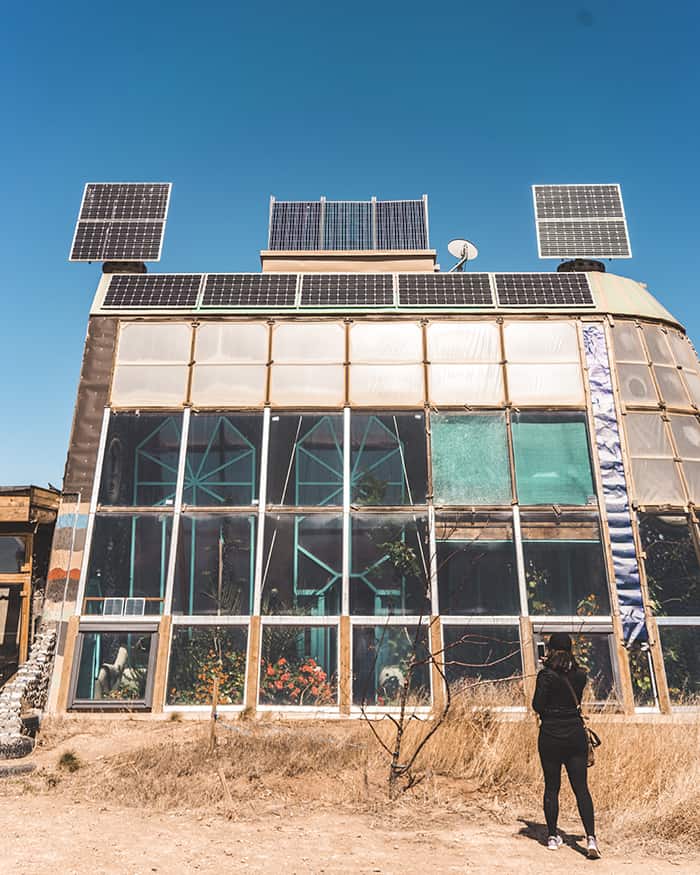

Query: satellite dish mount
[447,238,479,272]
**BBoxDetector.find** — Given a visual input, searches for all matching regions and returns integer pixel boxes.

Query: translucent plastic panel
[612,321,646,363]
[426,322,500,363]
[75,631,154,703]
[512,413,596,506]
[260,625,338,706]
[507,363,584,405]
[681,370,700,407]
[117,323,191,363]
[503,321,579,363]
[189,365,267,407]
[643,326,673,365]
[172,515,256,615]
[625,413,673,457]
[681,461,700,506]
[670,416,700,460]
[654,366,690,408]
[668,332,699,371]
[442,626,523,699]
[631,459,685,505]
[112,365,189,407]
[428,363,504,405]
[349,323,422,363]
[261,514,342,615]
[195,323,268,364]
[167,625,247,705]
[98,412,182,506]
[267,414,343,506]
[352,625,430,706]
[431,413,511,505]
[272,323,344,363]
[638,514,700,616]
[617,363,658,406]
[659,626,700,703]
[269,365,345,406]
[350,364,425,406]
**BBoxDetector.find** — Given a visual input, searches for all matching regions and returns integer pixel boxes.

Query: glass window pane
[431,413,511,505]
[0,536,26,573]
[681,370,700,407]
[654,366,691,408]
[639,514,700,616]
[659,626,700,703]
[259,625,338,706]
[75,631,153,702]
[428,363,504,405]
[670,416,700,461]
[267,414,343,506]
[625,413,673,457]
[272,323,344,363]
[352,625,430,706]
[682,461,700,505]
[111,364,189,407]
[269,365,345,406]
[436,513,519,614]
[184,413,261,506]
[522,513,610,615]
[351,412,427,506]
[512,413,596,506]
[443,625,522,701]
[167,625,247,705]
[350,513,430,616]
[350,364,425,406]
[504,322,579,362]
[99,413,182,507]
[612,321,646,363]
[83,514,172,615]
[569,633,619,703]
[426,322,500,362]
[643,326,673,365]
[631,459,685,505]
[117,323,191,363]
[617,363,658,406]
[507,363,584,405]
[350,323,422,363]
[628,647,656,707]
[261,514,342,616]
[195,323,268,363]
[0,586,21,685]
[668,332,699,371]
[190,364,267,407]
[172,515,256,616]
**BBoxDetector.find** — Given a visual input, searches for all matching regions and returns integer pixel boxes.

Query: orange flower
[275,681,284,690]
[278,657,287,665]
[266,665,275,676]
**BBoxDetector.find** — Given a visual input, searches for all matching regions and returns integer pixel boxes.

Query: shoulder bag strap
[560,672,584,718]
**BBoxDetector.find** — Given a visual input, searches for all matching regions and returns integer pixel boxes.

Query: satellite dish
[447,238,479,272]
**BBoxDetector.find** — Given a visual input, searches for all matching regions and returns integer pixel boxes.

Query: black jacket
[532,666,587,721]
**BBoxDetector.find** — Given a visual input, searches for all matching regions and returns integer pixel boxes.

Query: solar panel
[301,274,393,306]
[202,274,298,308]
[532,184,631,259]
[376,200,428,249]
[269,201,321,250]
[398,273,493,307]
[69,182,171,262]
[323,202,373,249]
[104,274,202,308]
[495,273,593,307]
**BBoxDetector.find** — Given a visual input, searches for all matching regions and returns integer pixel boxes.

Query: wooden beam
[429,616,446,715]
[244,616,261,711]
[150,615,172,713]
[56,616,80,712]
[519,616,537,706]
[0,497,30,523]
[339,614,351,715]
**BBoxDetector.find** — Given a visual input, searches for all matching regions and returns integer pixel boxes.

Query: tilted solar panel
[537,220,631,258]
[104,274,202,308]
[202,274,298,307]
[301,274,393,306]
[71,221,165,261]
[495,273,593,307]
[533,184,623,220]
[398,273,493,307]
[80,183,171,220]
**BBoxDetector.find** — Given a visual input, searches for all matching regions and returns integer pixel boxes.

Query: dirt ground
[0,720,696,874]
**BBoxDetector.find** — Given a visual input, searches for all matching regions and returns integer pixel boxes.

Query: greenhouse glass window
[521,513,610,615]
[352,625,431,707]
[98,412,182,507]
[183,413,262,507]
[350,514,430,616]
[259,624,338,706]
[431,413,511,506]
[435,513,519,615]
[83,514,172,615]
[167,625,247,705]
[442,625,522,701]
[172,514,256,616]
[536,630,619,704]
[638,515,700,617]
[267,414,343,506]
[512,412,596,506]
[73,630,156,706]
[658,626,700,704]
[260,514,342,616]
[0,536,26,573]
[350,412,427,506]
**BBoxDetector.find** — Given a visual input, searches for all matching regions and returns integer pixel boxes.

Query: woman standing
[532,632,601,859]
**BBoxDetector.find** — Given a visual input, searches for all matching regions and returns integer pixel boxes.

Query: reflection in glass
[352,625,430,706]
[659,626,700,703]
[167,625,247,705]
[75,631,153,702]
[442,626,522,699]
[639,515,700,616]
[569,634,618,703]
[259,625,337,706]
[267,414,343,506]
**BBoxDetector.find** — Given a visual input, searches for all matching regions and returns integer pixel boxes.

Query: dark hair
[544,649,579,674]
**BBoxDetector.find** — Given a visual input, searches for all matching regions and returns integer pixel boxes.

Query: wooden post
[244,615,261,712]
[150,614,172,713]
[519,616,537,706]
[209,675,219,751]
[56,615,80,712]
[429,616,446,715]
[339,614,351,714]
[611,612,635,715]
[645,614,672,714]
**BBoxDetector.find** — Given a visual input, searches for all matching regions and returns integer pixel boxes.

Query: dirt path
[0,792,692,874]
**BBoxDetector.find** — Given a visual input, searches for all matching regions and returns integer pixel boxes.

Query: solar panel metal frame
[494,272,594,308]
[69,182,172,262]
[398,273,494,308]
[201,273,299,309]
[103,274,203,309]
[532,184,632,259]
[300,274,395,307]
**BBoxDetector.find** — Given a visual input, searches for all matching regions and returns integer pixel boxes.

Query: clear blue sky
[1,1,698,487]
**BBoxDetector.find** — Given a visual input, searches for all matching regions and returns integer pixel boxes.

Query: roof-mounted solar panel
[533,184,631,259]
[69,182,171,262]
[202,274,297,308]
[398,273,493,307]
[104,274,202,308]
[495,273,593,307]
[301,274,393,306]
[376,200,428,249]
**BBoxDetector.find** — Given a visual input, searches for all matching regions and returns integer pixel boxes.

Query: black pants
[538,724,595,837]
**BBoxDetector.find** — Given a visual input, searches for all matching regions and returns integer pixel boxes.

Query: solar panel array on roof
[398,273,493,307]
[104,274,202,308]
[269,201,321,250]
[301,274,393,306]
[376,200,428,250]
[71,221,165,261]
[495,273,593,307]
[202,274,297,308]
[322,202,372,250]
[533,184,624,219]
